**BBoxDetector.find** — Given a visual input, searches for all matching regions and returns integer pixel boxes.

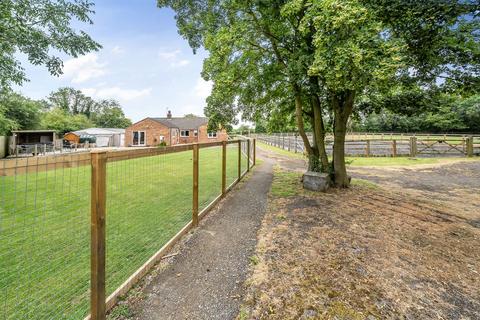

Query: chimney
[167,110,172,119]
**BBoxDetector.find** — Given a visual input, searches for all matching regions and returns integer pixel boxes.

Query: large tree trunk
[332,91,355,187]
[294,84,330,173]
[311,94,329,171]
[293,86,313,155]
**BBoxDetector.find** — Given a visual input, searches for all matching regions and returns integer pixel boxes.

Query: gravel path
[129,157,274,320]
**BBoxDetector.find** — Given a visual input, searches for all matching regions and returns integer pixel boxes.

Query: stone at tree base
[302,171,331,192]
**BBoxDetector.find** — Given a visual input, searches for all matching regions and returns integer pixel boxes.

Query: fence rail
[0,138,255,320]
[256,133,480,158]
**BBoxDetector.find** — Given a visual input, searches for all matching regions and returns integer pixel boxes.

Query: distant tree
[254,119,267,133]
[184,113,199,118]
[0,106,17,135]
[92,100,132,128]
[235,124,251,135]
[0,92,43,132]
[0,0,101,90]
[40,108,93,134]
[47,87,97,118]
[455,95,480,132]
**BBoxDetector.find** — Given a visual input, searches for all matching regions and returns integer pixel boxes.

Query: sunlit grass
[0,146,248,319]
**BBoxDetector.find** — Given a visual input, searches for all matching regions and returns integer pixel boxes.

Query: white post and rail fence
[254,132,479,158]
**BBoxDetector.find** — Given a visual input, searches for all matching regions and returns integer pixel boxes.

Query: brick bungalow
[125,111,228,147]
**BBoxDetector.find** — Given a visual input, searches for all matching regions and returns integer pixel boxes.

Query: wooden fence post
[238,140,241,180]
[253,138,256,166]
[392,140,397,157]
[466,136,474,157]
[192,144,199,227]
[247,139,251,172]
[222,141,227,195]
[366,140,371,157]
[90,150,107,320]
[409,137,417,158]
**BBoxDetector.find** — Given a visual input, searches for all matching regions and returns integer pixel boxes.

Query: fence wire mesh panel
[249,140,254,167]
[1,140,255,319]
[198,146,222,211]
[0,154,91,319]
[240,140,249,175]
[226,143,239,187]
[105,150,193,298]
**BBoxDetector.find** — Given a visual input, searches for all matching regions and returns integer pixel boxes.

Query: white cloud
[81,86,152,101]
[171,59,190,68]
[158,49,190,68]
[194,78,213,99]
[158,49,181,60]
[111,45,125,55]
[62,53,107,83]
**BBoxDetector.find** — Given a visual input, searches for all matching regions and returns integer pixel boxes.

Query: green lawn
[257,141,305,160]
[0,146,247,319]
[258,141,479,167]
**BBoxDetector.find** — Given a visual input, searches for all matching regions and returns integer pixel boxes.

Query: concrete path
[130,154,273,320]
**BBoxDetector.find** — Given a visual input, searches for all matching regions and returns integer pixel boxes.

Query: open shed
[10,130,57,155]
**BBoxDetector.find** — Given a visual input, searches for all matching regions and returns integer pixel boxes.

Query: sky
[14,0,213,123]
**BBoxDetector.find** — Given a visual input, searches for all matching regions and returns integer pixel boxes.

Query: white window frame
[132,131,146,146]
[193,129,198,137]
[180,130,190,137]
[207,131,218,139]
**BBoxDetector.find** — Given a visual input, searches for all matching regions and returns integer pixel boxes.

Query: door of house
[132,131,146,146]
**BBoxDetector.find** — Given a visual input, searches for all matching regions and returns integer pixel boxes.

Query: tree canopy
[0,0,101,90]
[159,0,479,186]
[0,88,132,135]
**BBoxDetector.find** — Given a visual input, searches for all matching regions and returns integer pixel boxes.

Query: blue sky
[15,0,212,123]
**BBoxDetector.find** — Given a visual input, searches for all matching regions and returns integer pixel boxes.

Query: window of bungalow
[207,132,217,138]
[180,130,190,137]
[132,131,146,146]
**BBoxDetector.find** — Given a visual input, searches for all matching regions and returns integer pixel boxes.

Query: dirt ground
[241,150,480,319]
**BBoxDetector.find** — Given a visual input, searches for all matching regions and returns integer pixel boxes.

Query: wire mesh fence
[105,150,194,301]
[0,153,91,319]
[240,140,249,175]
[199,145,222,211]
[0,139,255,319]
[226,143,239,188]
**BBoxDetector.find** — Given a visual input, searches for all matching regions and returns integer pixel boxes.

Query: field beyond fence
[255,133,480,158]
[0,139,255,320]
